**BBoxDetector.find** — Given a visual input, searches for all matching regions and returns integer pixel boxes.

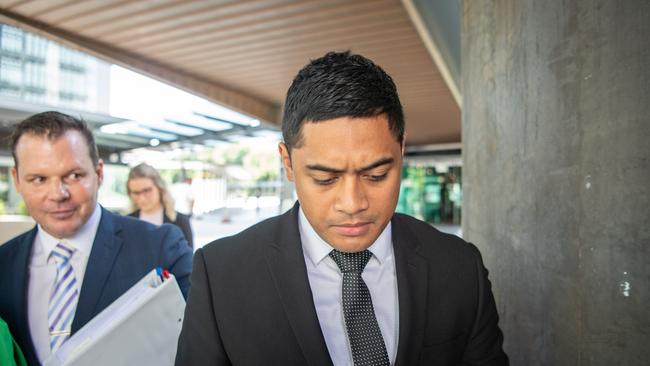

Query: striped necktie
[48,242,79,351]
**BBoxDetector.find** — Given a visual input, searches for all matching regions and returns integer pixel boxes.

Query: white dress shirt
[138,207,164,226]
[28,203,102,363]
[299,208,399,366]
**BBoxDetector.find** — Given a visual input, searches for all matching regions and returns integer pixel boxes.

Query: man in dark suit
[176,51,508,365]
[0,111,193,365]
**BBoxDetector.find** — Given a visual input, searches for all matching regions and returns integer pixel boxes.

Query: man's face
[12,130,103,239]
[280,115,403,253]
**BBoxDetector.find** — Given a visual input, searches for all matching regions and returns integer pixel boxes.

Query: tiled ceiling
[0,0,460,146]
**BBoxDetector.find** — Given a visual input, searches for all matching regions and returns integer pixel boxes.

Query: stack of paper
[44,269,185,366]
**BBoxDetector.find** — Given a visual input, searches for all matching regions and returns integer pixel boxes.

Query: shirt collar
[37,203,102,260]
[298,207,392,267]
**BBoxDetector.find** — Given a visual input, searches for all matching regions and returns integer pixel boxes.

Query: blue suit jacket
[0,207,193,366]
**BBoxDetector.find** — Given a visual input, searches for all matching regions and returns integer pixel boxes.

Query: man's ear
[11,166,20,189]
[278,143,295,181]
[96,159,104,186]
[401,133,407,157]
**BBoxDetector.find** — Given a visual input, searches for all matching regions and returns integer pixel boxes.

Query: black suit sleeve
[462,246,509,365]
[174,213,194,250]
[175,249,231,366]
[160,224,193,299]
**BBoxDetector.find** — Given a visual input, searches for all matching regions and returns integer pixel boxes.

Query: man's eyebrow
[24,167,83,178]
[305,157,394,174]
[357,157,394,173]
[305,164,345,174]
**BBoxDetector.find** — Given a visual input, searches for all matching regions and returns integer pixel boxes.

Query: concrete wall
[462,1,649,365]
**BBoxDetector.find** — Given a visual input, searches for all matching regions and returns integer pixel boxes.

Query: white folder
[44,269,186,366]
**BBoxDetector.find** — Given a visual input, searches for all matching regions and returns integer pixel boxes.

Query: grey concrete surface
[462,1,649,364]
[191,206,280,250]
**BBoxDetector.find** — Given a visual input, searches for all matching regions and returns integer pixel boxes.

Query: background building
[1,23,110,112]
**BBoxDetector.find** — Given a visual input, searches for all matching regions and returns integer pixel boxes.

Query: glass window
[0,56,22,85]
[25,33,46,59]
[1,25,23,53]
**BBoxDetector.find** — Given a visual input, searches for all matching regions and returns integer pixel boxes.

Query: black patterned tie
[329,249,390,366]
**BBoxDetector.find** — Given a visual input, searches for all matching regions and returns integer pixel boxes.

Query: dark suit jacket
[128,210,193,249]
[0,207,193,366]
[175,203,508,365]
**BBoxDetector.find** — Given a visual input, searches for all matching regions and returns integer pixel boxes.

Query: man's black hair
[282,51,404,150]
[11,111,99,170]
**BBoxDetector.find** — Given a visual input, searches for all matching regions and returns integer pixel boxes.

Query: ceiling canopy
[0,0,460,146]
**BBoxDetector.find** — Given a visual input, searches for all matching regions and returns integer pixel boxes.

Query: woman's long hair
[127,163,177,221]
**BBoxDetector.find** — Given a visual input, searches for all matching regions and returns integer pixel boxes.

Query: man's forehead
[15,130,49,147]
[295,139,398,168]
[303,156,396,174]
[15,131,92,171]
[17,155,85,172]
[16,129,79,146]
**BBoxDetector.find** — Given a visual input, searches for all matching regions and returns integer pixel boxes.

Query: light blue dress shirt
[298,208,399,366]
[29,203,102,362]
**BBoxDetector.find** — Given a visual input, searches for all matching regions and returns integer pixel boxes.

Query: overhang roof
[0,0,460,146]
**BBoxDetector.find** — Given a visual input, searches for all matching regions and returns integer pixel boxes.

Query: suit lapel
[72,208,124,332]
[392,215,428,366]
[264,204,333,366]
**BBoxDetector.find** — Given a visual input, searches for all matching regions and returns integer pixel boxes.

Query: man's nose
[48,180,70,201]
[334,177,369,215]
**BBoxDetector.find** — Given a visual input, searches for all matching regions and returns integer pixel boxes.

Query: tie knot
[50,242,75,264]
[329,249,372,273]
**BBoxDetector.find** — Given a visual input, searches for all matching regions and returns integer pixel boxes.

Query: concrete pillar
[462,1,649,365]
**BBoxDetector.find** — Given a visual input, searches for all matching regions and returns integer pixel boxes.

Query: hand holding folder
[45,268,185,366]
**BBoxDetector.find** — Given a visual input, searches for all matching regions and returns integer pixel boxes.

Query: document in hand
[44,268,185,366]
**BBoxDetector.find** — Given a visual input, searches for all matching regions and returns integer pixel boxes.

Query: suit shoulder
[114,212,183,241]
[114,212,155,230]
[393,213,480,258]
[174,212,191,225]
[176,212,190,220]
[0,229,33,255]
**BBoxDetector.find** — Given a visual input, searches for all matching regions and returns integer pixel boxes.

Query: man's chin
[42,222,82,239]
[328,237,374,253]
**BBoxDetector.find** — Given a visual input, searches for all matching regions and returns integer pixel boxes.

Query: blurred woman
[126,163,193,249]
